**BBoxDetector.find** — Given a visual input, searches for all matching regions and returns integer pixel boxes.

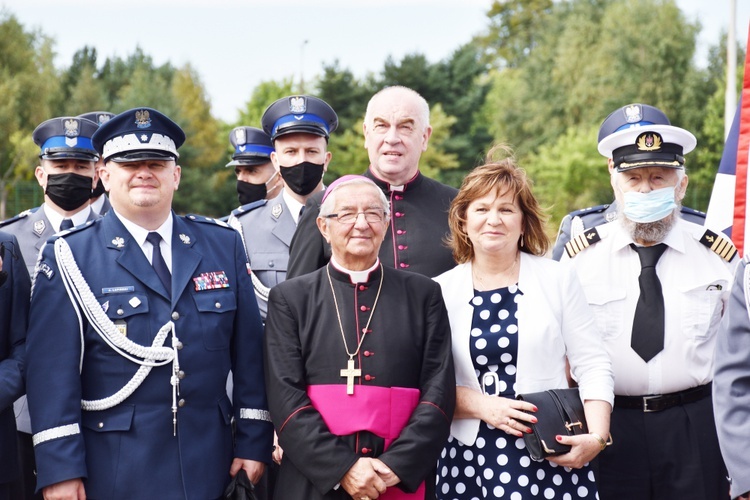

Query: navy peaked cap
[91,107,186,163]
[33,116,100,161]
[261,95,338,141]
[598,103,696,171]
[227,127,274,167]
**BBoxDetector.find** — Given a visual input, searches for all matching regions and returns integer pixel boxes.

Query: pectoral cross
[340,358,361,395]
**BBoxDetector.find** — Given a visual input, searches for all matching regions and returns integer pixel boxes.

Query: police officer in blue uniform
[24,107,272,499]
[226,126,283,207]
[78,111,116,216]
[227,95,337,320]
[0,233,30,500]
[0,115,101,500]
[551,103,707,260]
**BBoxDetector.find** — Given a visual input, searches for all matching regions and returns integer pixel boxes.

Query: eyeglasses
[324,210,387,224]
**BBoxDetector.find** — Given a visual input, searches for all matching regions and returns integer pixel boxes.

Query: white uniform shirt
[567,218,736,396]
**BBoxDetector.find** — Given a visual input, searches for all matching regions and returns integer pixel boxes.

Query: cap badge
[65,136,79,148]
[624,104,642,123]
[97,114,112,125]
[33,220,45,236]
[272,203,283,219]
[139,134,150,143]
[636,132,662,152]
[289,96,306,114]
[112,237,125,248]
[179,233,191,245]
[135,109,152,129]
[64,119,80,137]
[235,128,246,145]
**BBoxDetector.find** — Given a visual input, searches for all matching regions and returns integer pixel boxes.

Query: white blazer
[434,253,614,445]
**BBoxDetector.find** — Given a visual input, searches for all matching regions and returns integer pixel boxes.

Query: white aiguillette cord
[326,263,384,394]
[54,237,182,435]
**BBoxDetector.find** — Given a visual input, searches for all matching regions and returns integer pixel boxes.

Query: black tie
[146,232,171,295]
[630,243,667,362]
[60,219,73,231]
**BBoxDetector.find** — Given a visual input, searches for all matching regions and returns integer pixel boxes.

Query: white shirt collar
[112,209,172,247]
[43,203,92,232]
[330,256,380,284]
[90,195,106,214]
[282,189,306,225]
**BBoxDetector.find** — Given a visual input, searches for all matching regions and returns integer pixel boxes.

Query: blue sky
[2,0,748,122]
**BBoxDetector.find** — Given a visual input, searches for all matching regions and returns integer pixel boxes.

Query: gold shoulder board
[564,227,602,258]
[698,229,737,262]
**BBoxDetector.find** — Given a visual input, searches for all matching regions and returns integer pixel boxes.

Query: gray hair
[319,178,390,221]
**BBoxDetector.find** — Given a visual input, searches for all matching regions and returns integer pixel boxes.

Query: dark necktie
[146,232,171,295]
[60,218,73,231]
[630,243,667,362]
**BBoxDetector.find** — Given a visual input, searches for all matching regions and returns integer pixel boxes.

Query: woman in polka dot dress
[434,150,614,499]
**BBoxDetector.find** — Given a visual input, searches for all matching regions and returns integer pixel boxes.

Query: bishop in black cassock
[264,175,455,500]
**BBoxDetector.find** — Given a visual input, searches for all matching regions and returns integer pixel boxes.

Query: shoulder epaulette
[569,204,610,218]
[565,227,603,258]
[0,207,38,227]
[185,214,231,228]
[230,200,267,218]
[697,229,737,262]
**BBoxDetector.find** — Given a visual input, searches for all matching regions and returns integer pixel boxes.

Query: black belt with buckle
[614,383,712,412]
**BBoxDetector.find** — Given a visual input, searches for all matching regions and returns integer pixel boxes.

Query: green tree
[0,12,59,218]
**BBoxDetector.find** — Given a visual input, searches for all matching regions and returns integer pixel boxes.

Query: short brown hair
[447,145,549,263]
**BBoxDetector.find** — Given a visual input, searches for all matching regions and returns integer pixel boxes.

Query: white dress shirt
[566,218,736,396]
[113,210,174,272]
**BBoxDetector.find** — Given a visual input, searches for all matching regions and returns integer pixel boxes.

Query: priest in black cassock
[264,175,455,500]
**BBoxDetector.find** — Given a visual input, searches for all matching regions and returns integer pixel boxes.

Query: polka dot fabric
[436,286,599,499]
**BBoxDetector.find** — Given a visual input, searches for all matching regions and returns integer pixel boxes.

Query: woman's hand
[455,387,537,438]
[546,433,603,469]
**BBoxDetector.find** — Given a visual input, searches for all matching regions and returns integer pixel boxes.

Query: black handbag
[516,388,588,461]
[223,469,259,500]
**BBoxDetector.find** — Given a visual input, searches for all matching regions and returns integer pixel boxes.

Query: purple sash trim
[307,384,425,499]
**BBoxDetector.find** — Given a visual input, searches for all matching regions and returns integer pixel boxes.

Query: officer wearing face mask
[226,126,283,207]
[0,115,100,500]
[550,104,707,261]
[563,103,737,500]
[227,95,336,321]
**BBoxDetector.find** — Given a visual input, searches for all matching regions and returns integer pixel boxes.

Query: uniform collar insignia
[33,220,45,235]
[179,233,191,244]
[272,203,283,219]
[605,211,617,223]
[112,237,125,248]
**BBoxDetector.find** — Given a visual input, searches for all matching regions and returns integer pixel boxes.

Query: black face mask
[91,178,106,199]
[236,171,280,206]
[237,180,267,206]
[279,161,324,196]
[45,173,93,211]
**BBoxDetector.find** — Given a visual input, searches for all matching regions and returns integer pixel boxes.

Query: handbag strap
[548,389,588,435]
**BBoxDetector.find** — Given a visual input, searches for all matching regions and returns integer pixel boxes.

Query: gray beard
[618,204,680,244]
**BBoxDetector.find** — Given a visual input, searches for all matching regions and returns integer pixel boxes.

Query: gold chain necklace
[326,263,384,395]
[473,253,519,291]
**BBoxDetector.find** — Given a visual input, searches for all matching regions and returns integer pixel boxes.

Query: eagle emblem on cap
[64,119,80,137]
[289,96,306,114]
[234,128,247,145]
[97,114,112,125]
[636,132,662,151]
[135,109,152,129]
[624,104,642,123]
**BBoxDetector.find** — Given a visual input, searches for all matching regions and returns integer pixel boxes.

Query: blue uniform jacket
[0,232,30,485]
[25,211,272,499]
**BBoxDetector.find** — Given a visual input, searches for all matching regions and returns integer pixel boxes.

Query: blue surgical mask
[621,185,678,223]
